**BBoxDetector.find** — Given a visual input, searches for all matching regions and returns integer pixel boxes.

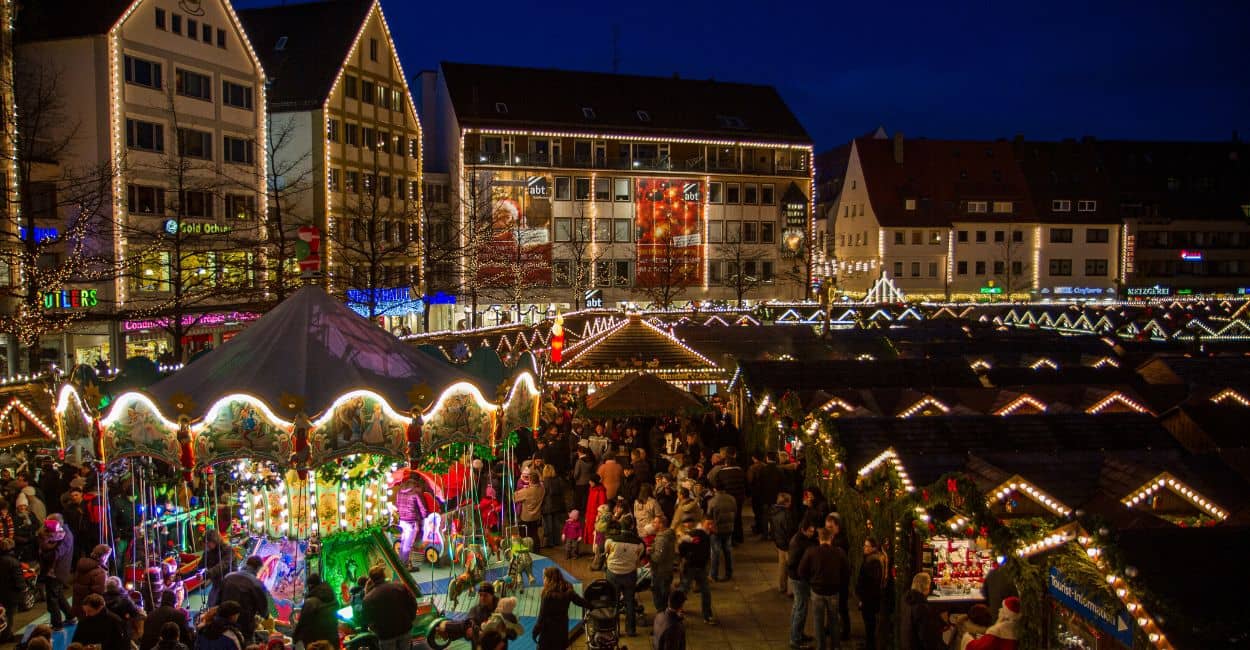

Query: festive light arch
[1086,392,1153,415]
[898,396,951,418]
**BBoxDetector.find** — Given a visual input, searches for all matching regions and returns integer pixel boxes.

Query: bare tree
[324,142,420,320]
[261,111,316,303]
[637,236,697,309]
[0,55,118,372]
[553,203,603,310]
[718,231,768,305]
[992,226,1032,300]
[115,92,266,363]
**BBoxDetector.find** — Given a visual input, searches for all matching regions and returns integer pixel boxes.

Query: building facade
[419,63,813,325]
[14,0,267,366]
[241,0,423,333]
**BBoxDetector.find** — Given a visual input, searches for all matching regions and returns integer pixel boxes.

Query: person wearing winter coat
[965,597,1020,650]
[540,465,569,552]
[531,567,588,650]
[291,574,340,650]
[945,604,992,650]
[218,556,271,644]
[572,447,597,513]
[0,539,24,641]
[12,499,40,561]
[481,596,524,640]
[154,621,191,650]
[672,488,703,531]
[582,479,608,547]
[104,576,145,646]
[200,529,233,608]
[72,544,111,618]
[649,515,677,614]
[394,476,429,569]
[597,456,623,501]
[710,448,748,544]
[787,517,819,649]
[706,489,736,581]
[360,570,417,648]
[676,519,716,624]
[71,593,128,650]
[799,528,851,650]
[770,493,798,595]
[900,572,943,650]
[856,537,888,650]
[18,486,46,521]
[652,590,687,650]
[631,484,662,537]
[513,474,546,545]
[38,516,75,629]
[140,590,193,650]
[604,516,645,636]
[194,601,246,650]
[561,510,584,559]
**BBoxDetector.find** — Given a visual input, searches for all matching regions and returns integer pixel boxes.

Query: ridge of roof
[15,0,133,42]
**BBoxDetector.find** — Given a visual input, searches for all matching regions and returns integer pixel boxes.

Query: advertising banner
[477,171,553,286]
[1047,567,1134,647]
[635,178,703,287]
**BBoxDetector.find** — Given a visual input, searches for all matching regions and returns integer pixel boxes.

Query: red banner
[635,178,703,287]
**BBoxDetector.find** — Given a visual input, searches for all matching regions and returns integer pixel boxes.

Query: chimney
[893,132,904,164]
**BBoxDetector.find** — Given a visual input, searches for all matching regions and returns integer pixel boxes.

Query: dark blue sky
[239,0,1250,151]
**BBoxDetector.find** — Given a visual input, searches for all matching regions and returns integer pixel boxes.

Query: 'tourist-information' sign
[1047,567,1134,646]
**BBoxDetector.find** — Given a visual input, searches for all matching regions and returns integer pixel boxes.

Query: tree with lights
[992,226,1033,301]
[553,202,605,310]
[718,230,769,305]
[260,110,317,303]
[637,236,697,309]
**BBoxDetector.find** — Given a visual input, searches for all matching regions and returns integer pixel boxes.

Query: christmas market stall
[546,314,729,391]
[0,381,62,464]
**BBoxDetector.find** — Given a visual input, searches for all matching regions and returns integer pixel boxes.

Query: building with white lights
[239,0,423,332]
[15,0,267,366]
[417,62,813,325]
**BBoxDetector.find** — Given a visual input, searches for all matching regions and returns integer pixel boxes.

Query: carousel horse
[505,537,536,591]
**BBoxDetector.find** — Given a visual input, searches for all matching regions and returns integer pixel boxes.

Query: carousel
[54,287,548,644]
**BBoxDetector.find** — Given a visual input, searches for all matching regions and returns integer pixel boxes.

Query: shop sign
[979,281,1003,295]
[43,288,98,310]
[163,219,232,236]
[19,226,58,242]
[1179,250,1203,262]
[584,289,604,308]
[1043,286,1111,296]
[345,286,423,316]
[1047,567,1134,647]
[526,176,549,198]
[123,311,259,332]
[423,291,457,305]
[1125,285,1171,297]
[1237,288,1250,295]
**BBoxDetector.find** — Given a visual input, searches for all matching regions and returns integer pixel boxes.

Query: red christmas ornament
[979,526,989,537]
[922,489,930,502]
[947,478,959,494]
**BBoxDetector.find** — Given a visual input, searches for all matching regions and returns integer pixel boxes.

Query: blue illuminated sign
[346,286,424,316]
[1047,567,1134,647]
[423,291,457,305]
[18,227,58,242]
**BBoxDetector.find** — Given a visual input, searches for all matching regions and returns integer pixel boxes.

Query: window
[155,8,166,29]
[594,177,610,202]
[125,119,164,152]
[344,123,359,146]
[179,190,213,218]
[361,127,375,150]
[928,262,938,277]
[328,168,340,192]
[725,221,741,242]
[993,261,1005,275]
[1086,228,1109,243]
[1049,259,1073,276]
[1050,228,1073,243]
[1077,200,1097,212]
[726,183,740,204]
[911,262,921,277]
[905,198,916,211]
[554,218,572,242]
[994,230,1004,243]
[614,178,630,202]
[171,14,181,34]
[217,28,226,49]
[177,129,212,160]
[1084,259,1108,276]
[761,184,775,205]
[361,80,375,105]
[219,252,252,288]
[762,261,774,282]
[743,221,757,243]
[1012,230,1024,243]
[345,171,359,194]
[327,119,340,143]
[975,261,986,275]
[379,176,392,197]
[344,75,358,99]
[369,38,378,61]
[975,230,986,243]
[709,182,723,203]
[201,23,211,44]
[957,230,968,242]
[225,194,255,220]
[1012,261,1023,276]
[377,85,390,109]
[957,261,968,275]
[893,262,903,277]
[377,131,390,153]
[968,201,988,213]
[555,177,571,200]
[574,177,590,201]
[186,18,200,40]
[1052,199,1071,212]
[708,221,723,243]
[594,219,611,243]
[223,136,253,164]
[222,81,253,109]
[124,56,162,89]
[744,184,758,204]
[127,184,165,215]
[911,230,922,245]
[761,222,775,244]
[993,201,1013,213]
[136,251,170,292]
[582,107,596,119]
[894,231,906,245]
[176,69,211,101]
[614,219,632,242]
[492,102,508,115]
[614,260,632,286]
[929,230,942,245]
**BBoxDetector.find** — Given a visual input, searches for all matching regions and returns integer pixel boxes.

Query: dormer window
[274,36,288,51]
[494,102,508,114]
[905,199,916,211]
[636,110,651,122]
[582,106,596,119]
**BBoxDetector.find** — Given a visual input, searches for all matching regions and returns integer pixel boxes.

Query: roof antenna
[611,24,620,73]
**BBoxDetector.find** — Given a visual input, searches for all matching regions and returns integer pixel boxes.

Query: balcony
[472,152,557,167]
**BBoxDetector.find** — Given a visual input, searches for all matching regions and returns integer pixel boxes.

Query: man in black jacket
[787,517,819,649]
[219,556,271,644]
[856,537,888,650]
[292,574,341,649]
[200,529,233,608]
[0,539,23,641]
[753,453,784,537]
[361,569,417,649]
[710,448,748,544]
[676,520,716,625]
[825,514,852,641]
[770,493,797,595]
[799,528,850,650]
[139,589,193,650]
[71,593,128,649]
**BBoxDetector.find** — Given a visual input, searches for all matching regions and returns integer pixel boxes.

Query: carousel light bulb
[339,519,347,527]
[339,506,347,513]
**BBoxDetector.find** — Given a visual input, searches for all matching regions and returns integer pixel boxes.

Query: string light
[1122,472,1227,521]
[1086,392,1152,415]
[1091,356,1120,369]
[1029,358,1058,370]
[989,477,1071,516]
[993,394,1047,416]
[820,397,853,413]
[856,448,914,492]
[0,397,57,439]
[1210,388,1250,407]
[898,396,951,418]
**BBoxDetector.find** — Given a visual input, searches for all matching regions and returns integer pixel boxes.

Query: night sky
[236,0,1250,151]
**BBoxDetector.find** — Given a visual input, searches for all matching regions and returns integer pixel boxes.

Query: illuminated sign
[164,219,232,236]
[1180,250,1203,262]
[124,311,259,332]
[584,289,604,308]
[19,227,58,242]
[979,281,1003,295]
[423,292,457,305]
[526,176,549,198]
[1049,286,1110,296]
[1048,567,1134,647]
[345,286,424,317]
[1125,285,1171,297]
[42,289,98,310]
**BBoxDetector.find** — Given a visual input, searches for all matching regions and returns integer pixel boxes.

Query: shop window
[136,251,170,292]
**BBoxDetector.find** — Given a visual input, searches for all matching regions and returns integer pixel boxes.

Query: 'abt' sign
[584,289,604,308]
[43,289,98,310]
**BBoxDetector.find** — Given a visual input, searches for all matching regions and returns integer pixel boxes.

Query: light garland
[820,397,853,413]
[0,397,57,439]
[467,127,811,150]
[898,396,951,418]
[1210,388,1250,407]
[968,359,992,372]
[1122,472,1227,521]
[1029,358,1059,371]
[856,448,914,492]
[989,476,1072,516]
[1086,391,1152,415]
[755,394,771,416]
[994,394,1047,416]
[1091,356,1120,369]
[1014,522,1078,558]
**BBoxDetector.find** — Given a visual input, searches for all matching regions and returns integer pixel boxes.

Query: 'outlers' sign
[43,289,98,310]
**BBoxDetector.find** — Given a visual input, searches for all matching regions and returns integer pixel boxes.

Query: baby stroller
[624,564,653,618]
[582,579,623,650]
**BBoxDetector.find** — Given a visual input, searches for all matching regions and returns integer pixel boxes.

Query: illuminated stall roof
[0,384,58,447]
[581,372,709,418]
[548,314,727,385]
[149,286,481,419]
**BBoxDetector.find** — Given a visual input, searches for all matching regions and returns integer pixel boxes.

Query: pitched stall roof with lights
[0,384,59,447]
[238,0,374,111]
[548,316,727,385]
[440,62,811,146]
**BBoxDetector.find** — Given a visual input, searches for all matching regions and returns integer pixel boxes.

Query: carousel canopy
[149,286,480,418]
[580,372,709,418]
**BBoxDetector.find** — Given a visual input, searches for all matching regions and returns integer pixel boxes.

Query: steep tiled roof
[1013,139,1121,224]
[239,0,374,111]
[856,136,1035,227]
[1097,139,1250,222]
[440,62,811,144]
[15,0,132,41]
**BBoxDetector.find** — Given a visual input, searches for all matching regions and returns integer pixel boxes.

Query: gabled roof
[238,0,374,111]
[1013,139,1121,224]
[440,62,811,144]
[735,358,983,397]
[856,136,1035,228]
[549,316,726,384]
[15,0,133,42]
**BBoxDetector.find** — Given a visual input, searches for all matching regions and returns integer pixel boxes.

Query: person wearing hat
[965,597,1020,650]
[18,485,46,521]
[38,515,75,629]
[12,496,41,561]
[481,595,523,641]
[946,603,993,650]
[72,544,112,619]
[360,566,417,650]
[195,600,245,650]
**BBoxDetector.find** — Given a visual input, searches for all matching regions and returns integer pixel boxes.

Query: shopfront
[122,311,260,360]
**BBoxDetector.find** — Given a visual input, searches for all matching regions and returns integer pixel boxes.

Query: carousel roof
[549,314,727,383]
[148,286,480,418]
